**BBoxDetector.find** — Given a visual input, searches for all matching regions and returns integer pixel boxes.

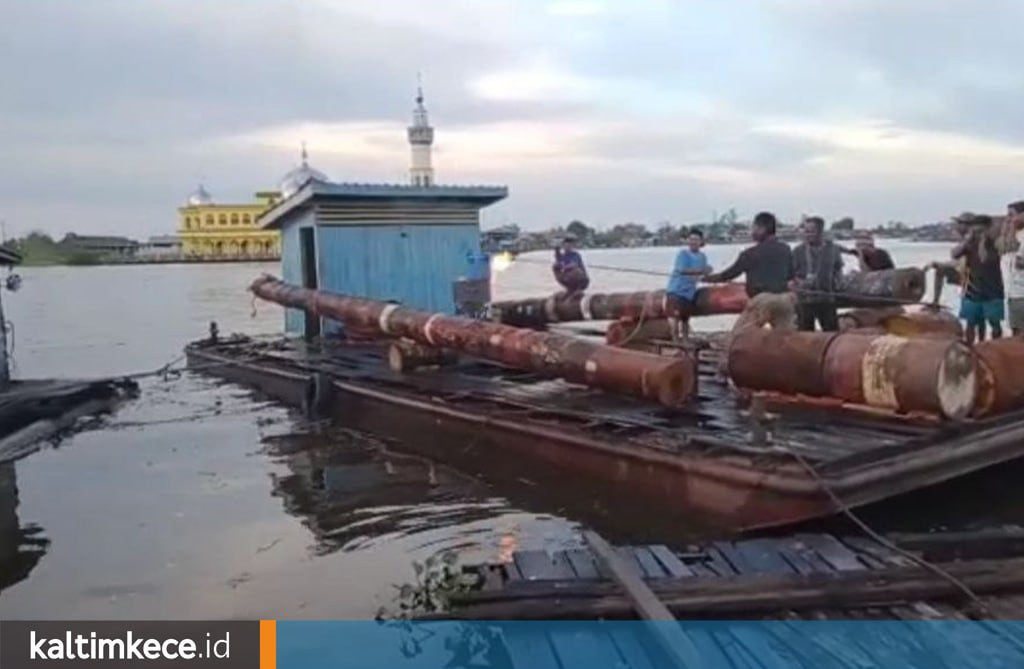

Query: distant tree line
[4,232,104,266]
[483,214,956,253]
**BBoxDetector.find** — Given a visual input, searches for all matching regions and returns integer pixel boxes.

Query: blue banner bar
[277,620,1024,669]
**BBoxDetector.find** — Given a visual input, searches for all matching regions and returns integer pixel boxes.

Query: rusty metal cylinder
[835,268,927,307]
[973,339,1024,417]
[251,275,697,407]
[823,333,976,419]
[492,283,749,327]
[729,328,977,419]
[727,328,839,397]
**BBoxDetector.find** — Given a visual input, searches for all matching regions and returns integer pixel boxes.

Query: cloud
[1,0,1023,238]
[545,0,610,17]
[469,62,601,103]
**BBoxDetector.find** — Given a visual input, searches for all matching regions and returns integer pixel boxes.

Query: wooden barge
[185,332,1024,531]
[436,528,1024,621]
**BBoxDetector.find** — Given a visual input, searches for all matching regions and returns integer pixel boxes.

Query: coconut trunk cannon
[492,268,927,328]
[727,328,978,420]
[249,275,697,407]
[492,283,749,329]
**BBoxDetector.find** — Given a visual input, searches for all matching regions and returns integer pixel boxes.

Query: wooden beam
[887,527,1024,562]
[584,531,675,621]
[439,555,1024,620]
[582,531,700,669]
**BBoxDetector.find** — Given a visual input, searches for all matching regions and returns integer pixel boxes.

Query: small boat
[433,526,1024,621]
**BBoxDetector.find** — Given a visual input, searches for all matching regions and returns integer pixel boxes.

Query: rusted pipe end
[249,273,279,293]
[972,338,1024,417]
[652,356,698,407]
[935,341,977,420]
[893,267,927,302]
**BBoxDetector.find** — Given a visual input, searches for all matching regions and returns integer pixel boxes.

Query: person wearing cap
[952,214,1005,343]
[552,234,589,295]
[843,232,894,272]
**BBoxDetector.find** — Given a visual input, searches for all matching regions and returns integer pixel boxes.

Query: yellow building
[178,187,281,259]
[177,146,329,259]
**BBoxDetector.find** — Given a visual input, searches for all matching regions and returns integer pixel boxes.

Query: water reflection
[265,428,509,556]
[0,462,48,594]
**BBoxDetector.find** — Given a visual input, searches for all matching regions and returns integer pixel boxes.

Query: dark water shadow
[0,462,49,594]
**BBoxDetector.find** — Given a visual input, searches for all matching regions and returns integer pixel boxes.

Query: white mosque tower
[407,75,435,187]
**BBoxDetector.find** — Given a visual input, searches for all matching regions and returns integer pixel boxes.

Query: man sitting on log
[552,234,589,296]
[843,232,894,271]
[792,216,844,331]
[665,228,712,343]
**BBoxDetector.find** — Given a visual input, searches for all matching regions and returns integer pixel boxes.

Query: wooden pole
[583,531,700,669]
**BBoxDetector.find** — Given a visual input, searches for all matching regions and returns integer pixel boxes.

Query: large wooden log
[251,275,697,407]
[493,269,926,328]
[387,339,457,373]
[492,284,748,328]
[835,267,927,307]
[728,329,977,419]
[974,338,1024,417]
[838,306,962,338]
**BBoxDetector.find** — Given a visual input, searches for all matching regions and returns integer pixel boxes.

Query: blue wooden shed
[260,181,508,337]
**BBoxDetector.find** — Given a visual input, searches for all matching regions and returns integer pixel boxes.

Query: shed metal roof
[260,180,508,230]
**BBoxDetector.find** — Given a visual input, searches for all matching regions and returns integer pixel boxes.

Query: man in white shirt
[1007,201,1024,335]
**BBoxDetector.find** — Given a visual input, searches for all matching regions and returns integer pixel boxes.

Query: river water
[2,243,1023,618]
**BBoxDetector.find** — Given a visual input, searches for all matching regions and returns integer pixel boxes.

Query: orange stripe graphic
[260,619,277,669]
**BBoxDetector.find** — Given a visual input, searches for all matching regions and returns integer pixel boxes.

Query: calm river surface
[2,243,1023,618]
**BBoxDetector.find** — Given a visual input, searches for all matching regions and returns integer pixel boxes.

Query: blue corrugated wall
[279,211,314,335]
[315,224,479,331]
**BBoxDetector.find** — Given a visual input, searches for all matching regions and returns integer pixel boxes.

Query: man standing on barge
[792,216,844,331]
[953,214,1005,344]
[705,211,796,331]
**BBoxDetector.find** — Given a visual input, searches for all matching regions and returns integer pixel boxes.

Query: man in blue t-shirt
[665,229,712,342]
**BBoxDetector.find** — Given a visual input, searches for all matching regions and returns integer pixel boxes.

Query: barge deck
[186,333,1024,530]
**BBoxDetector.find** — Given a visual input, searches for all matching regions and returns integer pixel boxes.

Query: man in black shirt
[706,212,794,297]
[952,214,1005,344]
[792,216,844,331]
[707,212,797,366]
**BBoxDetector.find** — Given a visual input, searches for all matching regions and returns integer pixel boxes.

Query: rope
[616,301,650,346]
[782,445,989,614]
[4,319,14,375]
[511,255,953,311]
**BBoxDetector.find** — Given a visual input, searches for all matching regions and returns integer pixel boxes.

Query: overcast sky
[3,0,1023,238]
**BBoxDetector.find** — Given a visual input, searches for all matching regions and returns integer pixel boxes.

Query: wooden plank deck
[442,529,1024,622]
